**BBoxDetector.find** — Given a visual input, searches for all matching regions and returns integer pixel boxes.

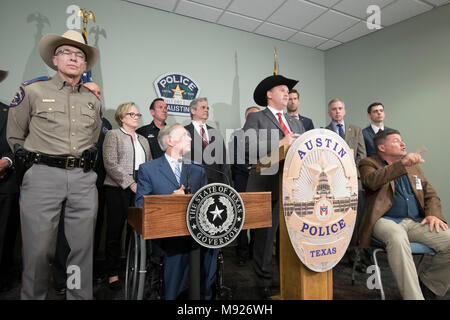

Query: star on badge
[171,84,185,99]
[210,205,224,221]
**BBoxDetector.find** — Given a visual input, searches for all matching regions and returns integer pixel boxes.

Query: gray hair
[328,98,345,109]
[189,97,208,119]
[157,123,184,151]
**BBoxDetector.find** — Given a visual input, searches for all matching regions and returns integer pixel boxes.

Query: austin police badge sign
[283,129,358,272]
[154,72,201,117]
[187,183,245,249]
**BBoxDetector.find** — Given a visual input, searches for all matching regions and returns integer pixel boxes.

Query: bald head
[84,82,101,100]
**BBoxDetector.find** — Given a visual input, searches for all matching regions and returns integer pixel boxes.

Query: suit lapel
[159,156,180,188]
[262,108,284,135]
[285,114,304,134]
[344,123,352,141]
[0,105,8,133]
[180,163,188,186]
[374,155,395,191]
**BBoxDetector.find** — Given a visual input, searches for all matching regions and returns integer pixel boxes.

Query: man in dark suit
[135,123,218,300]
[242,74,303,298]
[184,97,229,184]
[136,98,167,159]
[0,70,20,292]
[286,89,314,132]
[362,102,389,157]
[358,129,449,300]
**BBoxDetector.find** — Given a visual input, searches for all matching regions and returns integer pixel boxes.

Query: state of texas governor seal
[186,183,245,249]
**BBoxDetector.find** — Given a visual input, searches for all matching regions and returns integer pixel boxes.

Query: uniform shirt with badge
[7,73,102,157]
[136,120,164,159]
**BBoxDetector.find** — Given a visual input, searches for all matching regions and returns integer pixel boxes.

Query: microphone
[179,158,231,186]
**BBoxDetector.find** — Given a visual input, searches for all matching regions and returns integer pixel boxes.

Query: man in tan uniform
[358,129,449,300]
[7,30,101,299]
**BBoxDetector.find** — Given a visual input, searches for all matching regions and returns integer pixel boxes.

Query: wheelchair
[124,228,232,300]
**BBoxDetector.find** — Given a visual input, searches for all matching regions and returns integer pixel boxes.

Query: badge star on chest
[209,205,224,221]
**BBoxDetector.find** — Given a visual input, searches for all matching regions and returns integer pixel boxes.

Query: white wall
[325,5,450,221]
[0,0,326,136]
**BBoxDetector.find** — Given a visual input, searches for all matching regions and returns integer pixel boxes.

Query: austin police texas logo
[283,129,358,272]
[154,72,201,117]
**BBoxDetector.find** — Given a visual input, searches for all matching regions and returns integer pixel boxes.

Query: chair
[352,237,435,300]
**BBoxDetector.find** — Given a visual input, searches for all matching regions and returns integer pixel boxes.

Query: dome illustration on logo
[282,129,358,272]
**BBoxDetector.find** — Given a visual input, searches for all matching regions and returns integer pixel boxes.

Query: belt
[33,153,87,170]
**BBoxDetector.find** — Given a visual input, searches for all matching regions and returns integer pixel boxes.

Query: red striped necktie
[200,125,209,146]
[276,112,290,136]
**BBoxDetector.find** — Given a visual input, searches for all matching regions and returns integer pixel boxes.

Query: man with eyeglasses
[7,30,102,300]
[136,98,167,159]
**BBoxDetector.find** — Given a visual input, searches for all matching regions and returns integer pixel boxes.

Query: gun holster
[13,144,34,185]
[81,146,98,173]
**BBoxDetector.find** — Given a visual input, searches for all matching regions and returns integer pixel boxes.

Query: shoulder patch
[21,76,51,87]
[10,87,25,107]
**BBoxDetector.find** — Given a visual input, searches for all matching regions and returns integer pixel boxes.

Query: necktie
[276,113,290,136]
[173,161,181,184]
[337,124,345,138]
[200,125,209,147]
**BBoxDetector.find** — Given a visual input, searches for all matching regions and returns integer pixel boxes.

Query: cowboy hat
[38,29,99,71]
[0,70,8,83]
[253,74,298,107]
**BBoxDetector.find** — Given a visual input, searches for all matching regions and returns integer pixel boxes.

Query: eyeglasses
[126,112,142,119]
[55,49,86,60]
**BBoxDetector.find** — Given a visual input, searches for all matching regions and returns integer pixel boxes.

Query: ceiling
[125,0,450,50]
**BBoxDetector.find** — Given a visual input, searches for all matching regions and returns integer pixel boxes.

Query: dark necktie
[337,124,345,138]
[276,112,290,136]
[200,125,209,147]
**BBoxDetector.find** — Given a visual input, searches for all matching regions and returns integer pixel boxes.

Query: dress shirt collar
[331,120,345,134]
[267,105,292,132]
[371,123,384,134]
[192,120,209,140]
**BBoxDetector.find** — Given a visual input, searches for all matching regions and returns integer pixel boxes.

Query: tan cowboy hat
[38,29,99,71]
[253,74,298,106]
[0,70,8,83]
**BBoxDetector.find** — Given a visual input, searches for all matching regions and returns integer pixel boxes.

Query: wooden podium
[128,192,272,240]
[127,191,271,300]
[258,145,333,300]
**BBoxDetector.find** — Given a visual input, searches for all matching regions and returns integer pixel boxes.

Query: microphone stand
[180,161,200,299]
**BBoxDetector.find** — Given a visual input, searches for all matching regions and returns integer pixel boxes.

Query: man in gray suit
[325,98,366,167]
[326,98,367,269]
[243,74,304,299]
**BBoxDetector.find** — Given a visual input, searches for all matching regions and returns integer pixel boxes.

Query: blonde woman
[103,102,152,290]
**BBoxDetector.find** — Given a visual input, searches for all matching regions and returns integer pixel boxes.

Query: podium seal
[282,129,358,272]
[186,183,245,249]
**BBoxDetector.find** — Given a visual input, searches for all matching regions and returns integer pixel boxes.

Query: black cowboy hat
[253,74,298,106]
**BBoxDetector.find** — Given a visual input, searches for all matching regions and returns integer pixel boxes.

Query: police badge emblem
[154,72,201,117]
[186,183,245,249]
[283,129,358,272]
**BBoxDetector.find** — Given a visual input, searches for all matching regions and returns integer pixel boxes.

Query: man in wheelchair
[358,128,450,300]
[135,123,218,300]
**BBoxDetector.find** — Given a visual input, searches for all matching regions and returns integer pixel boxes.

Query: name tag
[42,99,55,103]
[414,175,423,190]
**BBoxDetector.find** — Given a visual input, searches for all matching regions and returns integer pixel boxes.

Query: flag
[81,26,93,83]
